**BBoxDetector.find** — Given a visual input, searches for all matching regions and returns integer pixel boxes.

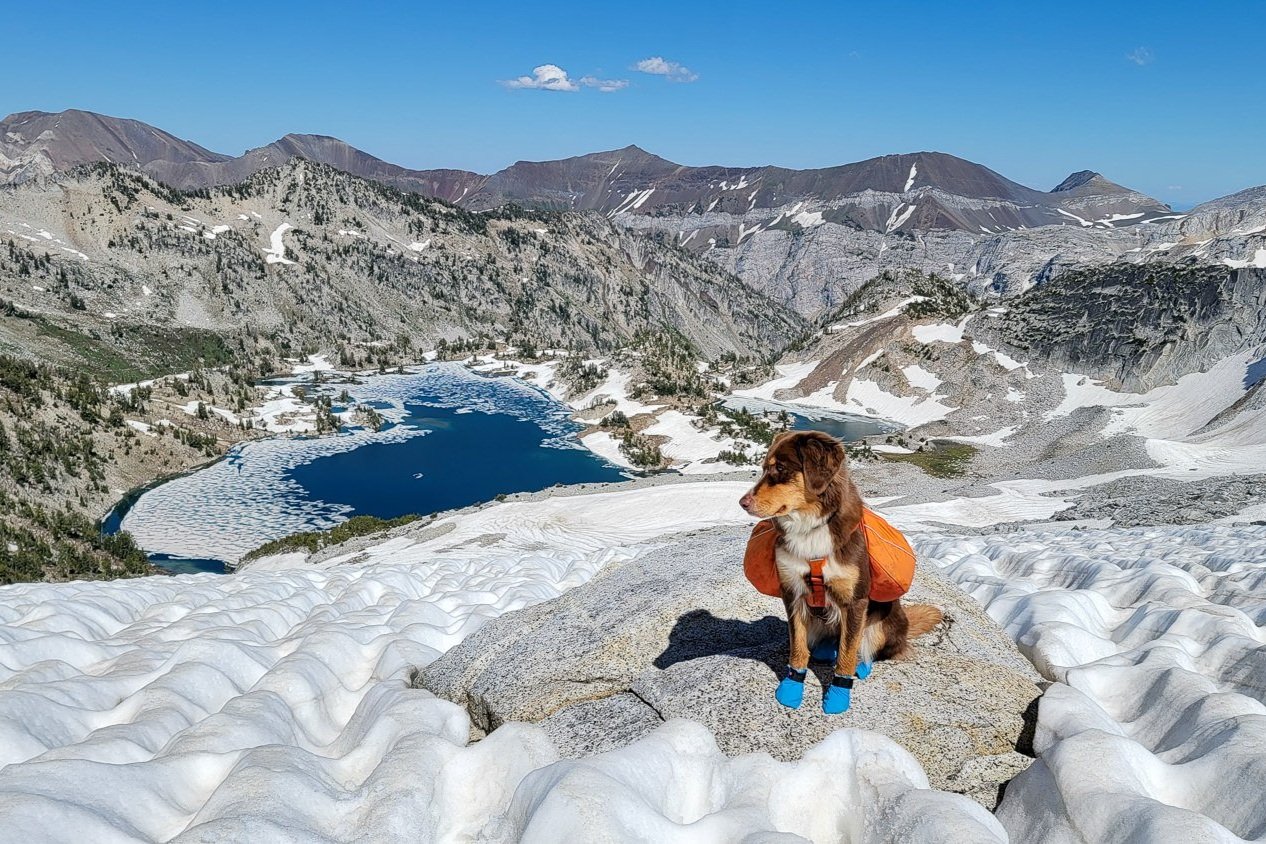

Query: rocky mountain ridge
[2,108,1223,318]
[0,159,804,373]
[2,111,1168,235]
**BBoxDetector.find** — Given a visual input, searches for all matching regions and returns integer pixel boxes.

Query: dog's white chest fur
[774,514,851,599]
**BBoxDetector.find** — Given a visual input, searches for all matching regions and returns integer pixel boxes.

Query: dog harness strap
[806,557,827,608]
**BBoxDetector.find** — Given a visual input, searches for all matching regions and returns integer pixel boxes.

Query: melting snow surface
[921,525,1266,842]
[291,354,334,375]
[884,203,916,233]
[791,209,825,228]
[834,296,927,330]
[944,426,1018,447]
[641,410,745,473]
[1083,352,1266,480]
[0,479,1260,840]
[970,341,1035,378]
[900,364,941,392]
[1056,208,1093,227]
[578,430,632,468]
[567,366,662,418]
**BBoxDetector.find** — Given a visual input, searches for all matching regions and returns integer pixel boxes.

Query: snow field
[919,525,1266,841]
[1050,349,1266,479]
[0,482,1004,842]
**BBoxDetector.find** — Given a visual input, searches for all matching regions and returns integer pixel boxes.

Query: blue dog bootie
[823,674,854,714]
[810,640,838,664]
[856,660,873,680]
[776,666,807,709]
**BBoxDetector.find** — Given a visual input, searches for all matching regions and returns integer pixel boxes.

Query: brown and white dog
[739,430,942,712]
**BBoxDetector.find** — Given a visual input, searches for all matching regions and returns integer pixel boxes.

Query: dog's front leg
[776,597,810,709]
[825,597,867,714]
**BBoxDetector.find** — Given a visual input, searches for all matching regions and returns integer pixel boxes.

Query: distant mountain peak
[1052,170,1104,192]
[278,132,345,144]
[582,144,673,165]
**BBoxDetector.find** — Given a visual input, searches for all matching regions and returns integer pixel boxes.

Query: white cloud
[502,65,628,93]
[634,56,698,82]
[502,64,580,92]
[580,76,629,93]
[1126,47,1154,66]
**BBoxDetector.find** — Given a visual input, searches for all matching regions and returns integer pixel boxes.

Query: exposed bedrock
[419,525,1042,807]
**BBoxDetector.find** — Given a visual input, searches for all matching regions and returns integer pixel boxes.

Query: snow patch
[900,364,941,392]
[834,296,927,330]
[912,318,968,345]
[732,360,820,401]
[1223,248,1266,269]
[791,210,825,229]
[264,223,295,265]
[642,410,745,473]
[845,379,956,427]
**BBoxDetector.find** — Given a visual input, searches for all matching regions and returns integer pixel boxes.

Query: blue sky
[6,0,1262,206]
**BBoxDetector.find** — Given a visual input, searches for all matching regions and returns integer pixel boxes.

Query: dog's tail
[906,604,944,637]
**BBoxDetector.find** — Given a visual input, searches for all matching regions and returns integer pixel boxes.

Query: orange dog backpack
[743,509,915,603]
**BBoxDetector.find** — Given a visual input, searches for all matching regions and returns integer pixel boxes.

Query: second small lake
[719,395,900,441]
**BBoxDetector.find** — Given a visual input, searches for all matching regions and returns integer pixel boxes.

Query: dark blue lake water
[104,365,628,573]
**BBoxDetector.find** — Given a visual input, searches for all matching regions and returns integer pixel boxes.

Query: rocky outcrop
[419,525,1042,807]
[987,263,1266,390]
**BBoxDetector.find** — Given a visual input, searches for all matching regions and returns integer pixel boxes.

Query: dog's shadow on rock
[654,609,785,678]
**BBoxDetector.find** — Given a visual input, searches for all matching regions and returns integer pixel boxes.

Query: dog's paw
[856,661,873,681]
[775,667,806,709]
[810,641,838,663]
[823,675,853,714]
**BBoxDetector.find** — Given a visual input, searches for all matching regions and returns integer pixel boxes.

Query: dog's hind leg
[855,620,883,680]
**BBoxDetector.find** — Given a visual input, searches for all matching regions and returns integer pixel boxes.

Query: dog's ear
[797,432,845,495]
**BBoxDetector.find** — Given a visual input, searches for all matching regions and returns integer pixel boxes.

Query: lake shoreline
[107,363,630,568]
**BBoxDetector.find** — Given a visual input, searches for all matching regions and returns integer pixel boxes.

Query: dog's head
[739,430,847,519]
